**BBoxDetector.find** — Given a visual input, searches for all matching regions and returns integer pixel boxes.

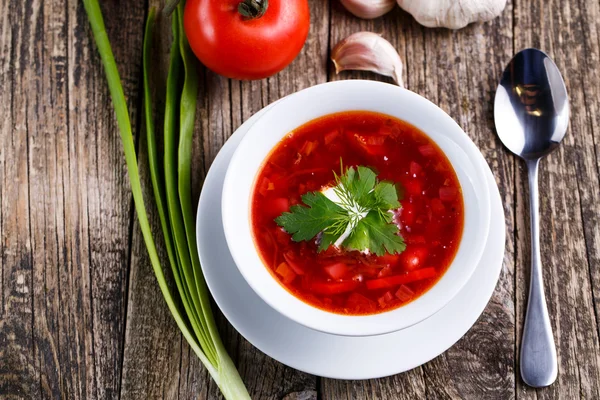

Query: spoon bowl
[495,49,569,159]
[494,48,569,388]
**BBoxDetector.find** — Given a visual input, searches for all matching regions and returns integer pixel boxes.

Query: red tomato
[184,0,310,80]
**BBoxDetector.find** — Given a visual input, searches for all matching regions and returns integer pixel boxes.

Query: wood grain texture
[1,0,600,398]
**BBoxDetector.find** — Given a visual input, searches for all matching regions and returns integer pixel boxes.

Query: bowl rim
[222,80,491,337]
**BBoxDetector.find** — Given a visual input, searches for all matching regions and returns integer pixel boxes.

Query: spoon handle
[520,158,558,387]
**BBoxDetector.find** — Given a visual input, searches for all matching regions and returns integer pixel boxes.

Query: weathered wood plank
[514,0,600,399]
[51,0,145,398]
[27,0,69,397]
[573,2,600,396]
[0,0,39,397]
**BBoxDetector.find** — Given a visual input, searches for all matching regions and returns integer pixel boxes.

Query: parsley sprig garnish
[275,164,406,256]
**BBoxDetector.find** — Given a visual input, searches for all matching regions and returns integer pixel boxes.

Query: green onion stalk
[82,1,250,398]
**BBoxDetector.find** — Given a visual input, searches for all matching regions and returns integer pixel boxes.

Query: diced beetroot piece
[405,234,426,245]
[400,202,416,226]
[346,293,376,313]
[377,265,394,278]
[378,125,393,136]
[378,253,400,266]
[324,263,350,280]
[353,264,380,278]
[268,197,290,218]
[404,179,422,196]
[400,246,429,271]
[418,144,436,157]
[365,268,436,290]
[309,281,360,295]
[274,228,291,245]
[365,135,386,146]
[300,140,318,156]
[306,180,319,191]
[395,285,415,302]
[320,246,343,257]
[275,262,297,284]
[258,178,270,196]
[378,291,395,308]
[409,161,422,176]
[430,198,445,215]
[347,131,387,156]
[283,252,305,275]
[324,129,340,145]
[439,186,458,202]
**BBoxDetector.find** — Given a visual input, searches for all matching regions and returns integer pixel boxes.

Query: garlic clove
[397,0,507,29]
[340,0,396,20]
[331,32,404,87]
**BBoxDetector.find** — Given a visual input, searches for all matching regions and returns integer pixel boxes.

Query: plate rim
[196,103,506,379]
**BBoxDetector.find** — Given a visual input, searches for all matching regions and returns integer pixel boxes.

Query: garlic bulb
[340,0,396,20]
[397,0,507,29]
[331,32,404,86]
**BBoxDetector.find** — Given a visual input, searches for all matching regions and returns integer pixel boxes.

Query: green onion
[82,1,250,398]
[145,7,210,362]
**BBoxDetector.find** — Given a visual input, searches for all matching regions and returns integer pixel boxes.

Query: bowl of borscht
[222,80,491,337]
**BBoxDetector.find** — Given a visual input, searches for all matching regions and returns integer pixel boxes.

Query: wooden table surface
[2,0,600,398]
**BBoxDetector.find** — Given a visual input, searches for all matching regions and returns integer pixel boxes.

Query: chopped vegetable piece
[378,290,395,308]
[405,234,426,245]
[346,292,377,313]
[378,253,400,266]
[400,246,429,270]
[403,179,422,196]
[309,281,360,295]
[365,135,386,146]
[430,198,445,215]
[395,285,415,302]
[418,144,436,157]
[276,262,297,284]
[268,197,290,218]
[283,252,305,275]
[324,262,350,280]
[324,129,339,145]
[377,265,394,278]
[400,202,416,226]
[300,140,318,156]
[409,161,422,176]
[365,267,436,290]
[439,186,458,202]
[258,178,270,196]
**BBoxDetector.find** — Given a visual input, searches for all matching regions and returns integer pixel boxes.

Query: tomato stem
[238,0,268,19]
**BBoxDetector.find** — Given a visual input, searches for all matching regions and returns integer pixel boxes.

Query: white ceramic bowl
[222,80,491,337]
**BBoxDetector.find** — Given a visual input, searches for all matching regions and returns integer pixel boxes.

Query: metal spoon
[494,48,569,387]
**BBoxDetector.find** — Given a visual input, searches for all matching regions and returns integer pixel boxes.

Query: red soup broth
[251,111,464,315]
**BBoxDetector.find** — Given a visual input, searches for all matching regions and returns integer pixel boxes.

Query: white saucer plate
[196,105,505,380]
